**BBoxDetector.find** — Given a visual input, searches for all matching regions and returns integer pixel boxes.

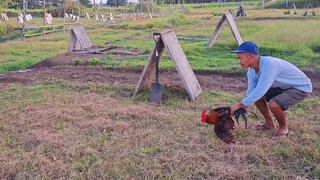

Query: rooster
[201,107,254,144]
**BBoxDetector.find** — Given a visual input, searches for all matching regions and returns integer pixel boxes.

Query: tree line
[1,0,255,10]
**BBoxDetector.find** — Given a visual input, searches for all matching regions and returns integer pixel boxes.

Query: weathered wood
[85,13,90,19]
[45,13,53,24]
[177,36,210,41]
[133,39,165,96]
[65,13,69,19]
[161,29,202,101]
[208,12,243,48]
[17,16,24,24]
[69,31,80,51]
[207,14,226,48]
[68,26,92,52]
[134,30,202,101]
[225,13,243,45]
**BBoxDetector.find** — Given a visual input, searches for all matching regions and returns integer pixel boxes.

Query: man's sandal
[271,131,289,140]
[253,124,275,131]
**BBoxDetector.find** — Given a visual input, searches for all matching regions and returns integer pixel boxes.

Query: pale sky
[89,0,139,4]
[90,0,107,3]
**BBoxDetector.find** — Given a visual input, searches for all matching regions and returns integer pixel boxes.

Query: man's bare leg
[254,98,276,129]
[269,100,289,138]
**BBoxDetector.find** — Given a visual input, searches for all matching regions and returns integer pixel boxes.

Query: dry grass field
[0,3,319,179]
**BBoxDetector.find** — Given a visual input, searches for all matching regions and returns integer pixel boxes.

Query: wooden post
[77,0,81,23]
[207,14,227,48]
[94,0,97,19]
[22,0,26,40]
[63,0,66,35]
[161,30,202,101]
[68,26,93,52]
[133,29,203,102]
[43,0,46,26]
[133,38,166,95]
[208,12,243,48]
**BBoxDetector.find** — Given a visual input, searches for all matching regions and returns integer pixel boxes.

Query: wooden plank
[68,30,81,52]
[68,26,92,52]
[72,26,92,48]
[133,39,165,96]
[225,13,243,45]
[208,12,243,48]
[207,14,226,48]
[17,16,24,24]
[161,30,202,101]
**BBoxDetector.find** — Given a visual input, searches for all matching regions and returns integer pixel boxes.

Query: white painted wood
[17,16,24,24]
[65,13,69,19]
[27,14,32,20]
[109,13,114,20]
[85,13,90,19]
[25,14,30,21]
[1,13,9,21]
[45,13,53,24]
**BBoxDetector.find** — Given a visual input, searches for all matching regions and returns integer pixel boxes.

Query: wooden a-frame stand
[208,12,243,48]
[133,29,203,102]
[68,26,92,52]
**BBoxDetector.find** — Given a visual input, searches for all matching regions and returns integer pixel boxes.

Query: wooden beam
[225,12,243,45]
[133,38,165,96]
[133,30,203,102]
[207,14,227,48]
[161,30,202,101]
[68,26,92,52]
[208,12,243,48]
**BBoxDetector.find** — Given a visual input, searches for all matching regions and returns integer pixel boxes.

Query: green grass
[0,5,320,179]
[0,82,319,179]
[265,0,320,8]
[1,7,320,73]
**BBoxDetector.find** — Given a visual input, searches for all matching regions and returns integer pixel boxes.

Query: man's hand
[231,102,246,116]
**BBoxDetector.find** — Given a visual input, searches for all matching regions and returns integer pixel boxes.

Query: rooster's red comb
[201,110,207,123]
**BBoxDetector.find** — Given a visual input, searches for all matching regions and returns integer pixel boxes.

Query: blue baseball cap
[231,41,259,55]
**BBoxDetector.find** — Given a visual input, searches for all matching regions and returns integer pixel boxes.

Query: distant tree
[0,0,13,9]
[26,0,43,9]
[7,0,41,10]
[79,0,92,7]
[107,0,126,7]
[51,0,63,6]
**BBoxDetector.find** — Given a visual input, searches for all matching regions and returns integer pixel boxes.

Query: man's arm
[246,69,258,96]
[242,62,278,106]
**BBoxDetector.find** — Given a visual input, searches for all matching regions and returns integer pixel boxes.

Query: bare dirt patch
[1,51,319,98]
[28,46,145,68]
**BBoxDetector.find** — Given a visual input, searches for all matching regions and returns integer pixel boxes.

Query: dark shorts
[264,88,310,110]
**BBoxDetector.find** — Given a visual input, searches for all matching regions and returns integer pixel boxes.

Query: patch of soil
[29,46,145,68]
[29,52,106,68]
[0,66,246,93]
[1,51,319,98]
